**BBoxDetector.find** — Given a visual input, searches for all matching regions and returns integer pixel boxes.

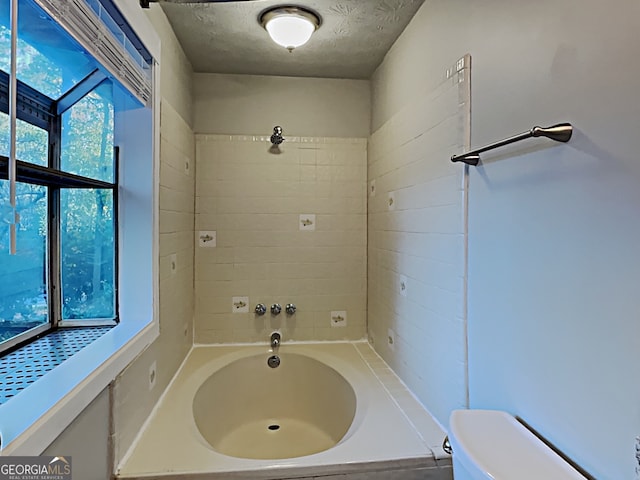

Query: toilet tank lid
[448,410,587,480]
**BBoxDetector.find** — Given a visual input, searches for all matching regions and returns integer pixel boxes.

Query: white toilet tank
[448,409,588,480]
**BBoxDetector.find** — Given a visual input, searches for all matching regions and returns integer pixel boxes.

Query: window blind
[33,0,153,105]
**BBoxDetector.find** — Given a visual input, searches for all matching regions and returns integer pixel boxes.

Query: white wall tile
[111,6,196,465]
[368,68,468,426]
[194,136,367,343]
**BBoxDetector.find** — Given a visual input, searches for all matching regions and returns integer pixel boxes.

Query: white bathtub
[117,342,450,480]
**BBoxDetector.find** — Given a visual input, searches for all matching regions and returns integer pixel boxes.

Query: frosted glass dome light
[260,7,321,52]
[266,16,314,49]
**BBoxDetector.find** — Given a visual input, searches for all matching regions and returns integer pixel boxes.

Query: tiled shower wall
[194,135,367,344]
[367,58,470,426]
[113,5,195,467]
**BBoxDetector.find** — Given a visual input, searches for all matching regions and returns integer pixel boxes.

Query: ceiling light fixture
[259,6,321,52]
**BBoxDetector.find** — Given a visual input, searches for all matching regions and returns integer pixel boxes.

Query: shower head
[270,126,284,145]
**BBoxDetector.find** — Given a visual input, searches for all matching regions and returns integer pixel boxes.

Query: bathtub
[117,342,451,480]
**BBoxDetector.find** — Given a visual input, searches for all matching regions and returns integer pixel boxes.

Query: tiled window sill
[0,318,158,454]
[0,327,115,405]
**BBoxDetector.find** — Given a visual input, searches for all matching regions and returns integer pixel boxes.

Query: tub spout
[270,332,281,350]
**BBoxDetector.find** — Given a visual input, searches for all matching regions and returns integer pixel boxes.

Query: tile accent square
[399,274,408,297]
[169,253,177,275]
[330,311,347,327]
[388,191,396,211]
[299,214,316,231]
[232,296,249,313]
[198,230,217,247]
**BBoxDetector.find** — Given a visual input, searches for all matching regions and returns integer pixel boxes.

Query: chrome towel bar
[451,123,573,166]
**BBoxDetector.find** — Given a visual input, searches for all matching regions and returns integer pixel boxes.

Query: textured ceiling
[158,0,425,79]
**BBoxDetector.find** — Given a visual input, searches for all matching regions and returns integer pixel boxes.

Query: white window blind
[33,0,152,105]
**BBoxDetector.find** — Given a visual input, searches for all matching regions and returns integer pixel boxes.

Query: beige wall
[192,72,370,345]
[42,389,111,480]
[193,73,370,138]
[370,2,466,132]
[113,99,195,467]
[112,5,195,469]
[149,5,194,126]
[195,135,367,344]
[368,56,470,426]
[371,0,640,478]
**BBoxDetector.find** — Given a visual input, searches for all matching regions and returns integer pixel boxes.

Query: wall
[371,0,640,478]
[192,74,370,344]
[195,134,367,343]
[193,73,370,138]
[112,4,195,469]
[42,389,110,480]
[367,58,470,426]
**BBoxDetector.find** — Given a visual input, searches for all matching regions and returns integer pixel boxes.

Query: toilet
[447,409,588,479]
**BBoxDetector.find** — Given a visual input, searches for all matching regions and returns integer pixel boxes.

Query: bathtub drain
[268,424,280,431]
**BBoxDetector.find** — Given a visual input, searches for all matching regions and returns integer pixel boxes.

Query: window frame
[0,65,120,354]
[0,0,160,454]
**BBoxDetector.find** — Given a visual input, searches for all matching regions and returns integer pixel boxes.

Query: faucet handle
[270,303,282,315]
[285,303,296,315]
[255,303,267,315]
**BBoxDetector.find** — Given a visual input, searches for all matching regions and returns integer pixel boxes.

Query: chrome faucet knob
[285,303,296,315]
[255,303,267,315]
[270,303,282,315]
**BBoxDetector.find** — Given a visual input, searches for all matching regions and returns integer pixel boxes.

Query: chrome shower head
[270,126,284,145]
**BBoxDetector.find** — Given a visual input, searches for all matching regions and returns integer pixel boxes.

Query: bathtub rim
[116,340,447,480]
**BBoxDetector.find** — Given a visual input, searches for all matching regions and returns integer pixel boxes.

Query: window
[0,0,152,353]
[0,0,157,454]
[59,83,116,322]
